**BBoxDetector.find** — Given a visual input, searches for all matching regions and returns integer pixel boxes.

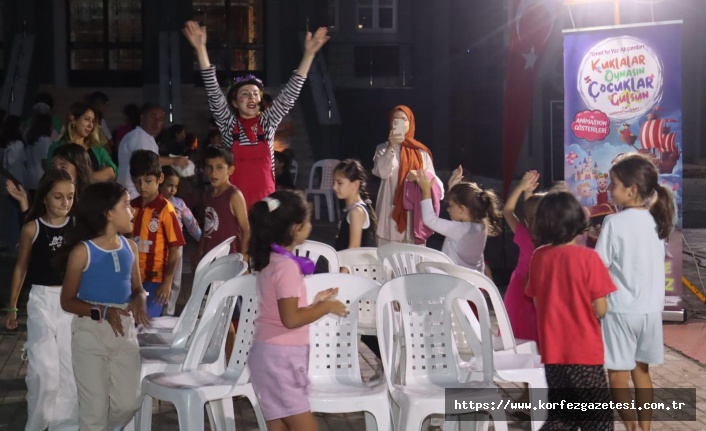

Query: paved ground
[2,173,706,430]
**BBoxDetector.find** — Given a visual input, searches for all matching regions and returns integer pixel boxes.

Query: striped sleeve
[201,65,236,149]
[261,73,307,177]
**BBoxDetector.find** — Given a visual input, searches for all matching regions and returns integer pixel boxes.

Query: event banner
[563,22,683,313]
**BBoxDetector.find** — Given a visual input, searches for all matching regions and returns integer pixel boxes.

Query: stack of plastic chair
[143,236,235,334]
[138,275,265,431]
[337,247,385,337]
[293,240,340,273]
[376,273,508,430]
[304,158,341,222]
[305,273,392,430]
[128,270,248,430]
[138,254,246,348]
[418,262,546,430]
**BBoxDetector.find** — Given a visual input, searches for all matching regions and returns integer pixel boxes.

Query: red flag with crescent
[501,0,557,197]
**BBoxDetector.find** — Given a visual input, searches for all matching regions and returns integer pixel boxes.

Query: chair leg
[208,398,236,431]
[176,397,206,431]
[136,394,153,431]
[241,386,268,431]
[325,193,335,222]
[526,378,548,431]
[398,408,427,431]
[364,403,393,431]
[313,195,321,220]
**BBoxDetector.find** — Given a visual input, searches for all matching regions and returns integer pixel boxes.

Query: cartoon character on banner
[576,182,596,206]
[596,173,610,205]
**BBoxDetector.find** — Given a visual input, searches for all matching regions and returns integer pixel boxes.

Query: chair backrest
[417,261,517,352]
[337,247,385,282]
[182,275,257,375]
[305,273,380,385]
[376,274,495,389]
[377,243,454,279]
[307,158,340,191]
[170,255,248,349]
[337,247,385,329]
[294,240,340,273]
[290,159,298,184]
[193,236,236,285]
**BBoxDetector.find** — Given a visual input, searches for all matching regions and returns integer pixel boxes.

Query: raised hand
[304,27,331,56]
[183,20,207,49]
[388,129,404,148]
[414,169,431,187]
[406,169,420,183]
[6,180,29,212]
[520,170,540,199]
[448,165,464,188]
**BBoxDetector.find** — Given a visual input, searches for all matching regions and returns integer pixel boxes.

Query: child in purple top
[160,166,202,316]
[502,170,541,344]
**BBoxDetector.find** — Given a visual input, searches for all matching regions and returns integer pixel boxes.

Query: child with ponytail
[413,172,503,273]
[248,190,347,430]
[595,153,676,431]
[332,159,378,251]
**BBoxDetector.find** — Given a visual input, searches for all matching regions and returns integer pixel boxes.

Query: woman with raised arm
[183,21,330,208]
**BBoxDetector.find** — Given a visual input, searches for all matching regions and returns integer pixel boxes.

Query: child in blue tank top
[60,182,150,431]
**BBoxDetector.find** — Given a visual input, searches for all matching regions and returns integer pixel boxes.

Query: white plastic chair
[294,240,340,273]
[376,273,508,431]
[418,263,546,430]
[139,275,266,431]
[377,243,453,279]
[305,273,392,431]
[337,247,385,336]
[417,262,538,356]
[131,271,246,430]
[290,158,298,184]
[138,255,247,349]
[304,158,340,222]
[146,236,236,333]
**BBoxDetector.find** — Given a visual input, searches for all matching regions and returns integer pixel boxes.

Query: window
[67,0,142,86]
[193,0,265,81]
[356,0,396,31]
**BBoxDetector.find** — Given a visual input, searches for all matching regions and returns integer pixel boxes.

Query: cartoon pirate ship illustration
[637,109,680,174]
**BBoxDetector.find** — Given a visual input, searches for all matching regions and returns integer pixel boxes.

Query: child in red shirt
[526,191,616,430]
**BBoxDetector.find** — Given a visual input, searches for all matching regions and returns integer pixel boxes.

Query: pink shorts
[249,342,310,421]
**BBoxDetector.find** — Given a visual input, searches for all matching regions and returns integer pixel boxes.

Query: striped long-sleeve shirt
[201,65,306,177]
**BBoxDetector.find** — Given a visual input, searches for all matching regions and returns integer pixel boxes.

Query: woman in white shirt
[372,105,436,245]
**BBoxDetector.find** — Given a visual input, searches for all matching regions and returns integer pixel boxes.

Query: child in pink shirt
[502,170,541,343]
[247,190,347,430]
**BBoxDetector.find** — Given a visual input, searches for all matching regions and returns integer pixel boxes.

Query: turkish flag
[501,0,556,198]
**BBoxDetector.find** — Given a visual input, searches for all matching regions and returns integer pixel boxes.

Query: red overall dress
[230,117,276,209]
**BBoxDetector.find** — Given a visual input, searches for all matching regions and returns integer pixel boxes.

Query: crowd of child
[0,19,676,431]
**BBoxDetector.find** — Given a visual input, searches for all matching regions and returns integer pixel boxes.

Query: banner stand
[563,21,684,322]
